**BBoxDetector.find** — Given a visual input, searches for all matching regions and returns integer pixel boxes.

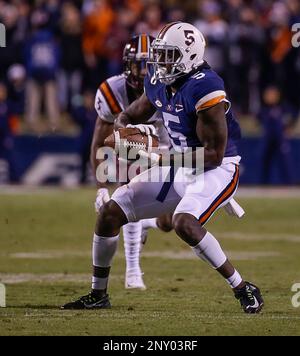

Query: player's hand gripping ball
[104,125,159,155]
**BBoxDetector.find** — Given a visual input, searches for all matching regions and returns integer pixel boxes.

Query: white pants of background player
[111,156,241,226]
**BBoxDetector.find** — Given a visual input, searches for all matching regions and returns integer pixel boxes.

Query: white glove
[95,188,110,213]
[138,150,161,167]
[126,124,157,136]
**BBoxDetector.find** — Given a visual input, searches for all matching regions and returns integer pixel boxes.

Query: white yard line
[0,312,299,324]
[9,251,90,259]
[0,186,72,195]
[141,250,280,260]
[218,232,300,243]
[0,273,121,284]
[0,250,280,285]
[3,249,281,261]
[0,186,300,198]
[0,308,299,322]
[236,187,300,198]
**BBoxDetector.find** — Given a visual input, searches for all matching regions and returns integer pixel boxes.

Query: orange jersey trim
[99,81,122,115]
[196,95,226,112]
[199,165,239,225]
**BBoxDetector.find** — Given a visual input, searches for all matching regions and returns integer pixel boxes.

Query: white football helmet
[148,22,206,85]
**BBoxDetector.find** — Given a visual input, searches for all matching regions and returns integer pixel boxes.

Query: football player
[90,34,172,290]
[62,23,263,313]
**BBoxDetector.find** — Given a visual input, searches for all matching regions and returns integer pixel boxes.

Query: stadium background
[1,0,300,337]
[1,0,300,186]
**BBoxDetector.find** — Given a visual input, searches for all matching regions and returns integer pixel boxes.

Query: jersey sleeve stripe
[195,90,226,112]
[196,95,225,111]
[99,81,122,115]
[198,165,239,226]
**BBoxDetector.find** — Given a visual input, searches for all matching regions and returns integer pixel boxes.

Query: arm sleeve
[94,88,116,123]
[94,79,123,123]
[189,74,229,114]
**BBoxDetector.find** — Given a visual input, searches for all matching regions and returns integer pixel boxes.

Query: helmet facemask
[149,39,184,85]
[124,55,148,93]
[123,35,154,93]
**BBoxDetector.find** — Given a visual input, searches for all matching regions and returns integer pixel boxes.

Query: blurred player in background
[89,34,172,290]
[71,89,97,184]
[0,81,17,183]
[258,85,296,185]
[62,23,263,314]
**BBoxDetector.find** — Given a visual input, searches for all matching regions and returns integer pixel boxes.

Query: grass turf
[0,188,300,336]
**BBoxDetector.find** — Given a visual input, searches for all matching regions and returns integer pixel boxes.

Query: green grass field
[0,187,300,336]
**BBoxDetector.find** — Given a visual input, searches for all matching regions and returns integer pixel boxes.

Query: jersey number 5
[184,30,195,46]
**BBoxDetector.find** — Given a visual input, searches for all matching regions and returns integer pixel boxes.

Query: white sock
[191,231,227,269]
[226,270,243,289]
[92,233,119,290]
[141,218,157,230]
[123,222,142,275]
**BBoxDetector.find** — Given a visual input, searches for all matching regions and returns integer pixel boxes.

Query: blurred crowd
[0,0,300,184]
[1,0,300,121]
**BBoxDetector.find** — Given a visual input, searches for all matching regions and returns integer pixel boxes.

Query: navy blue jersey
[144,63,241,156]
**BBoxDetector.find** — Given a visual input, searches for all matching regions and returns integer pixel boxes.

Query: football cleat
[234,282,264,314]
[125,273,146,290]
[61,292,111,310]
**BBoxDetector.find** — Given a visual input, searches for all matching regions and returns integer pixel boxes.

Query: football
[104,127,159,154]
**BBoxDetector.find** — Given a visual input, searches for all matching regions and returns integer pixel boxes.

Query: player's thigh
[174,163,239,225]
[111,166,180,222]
